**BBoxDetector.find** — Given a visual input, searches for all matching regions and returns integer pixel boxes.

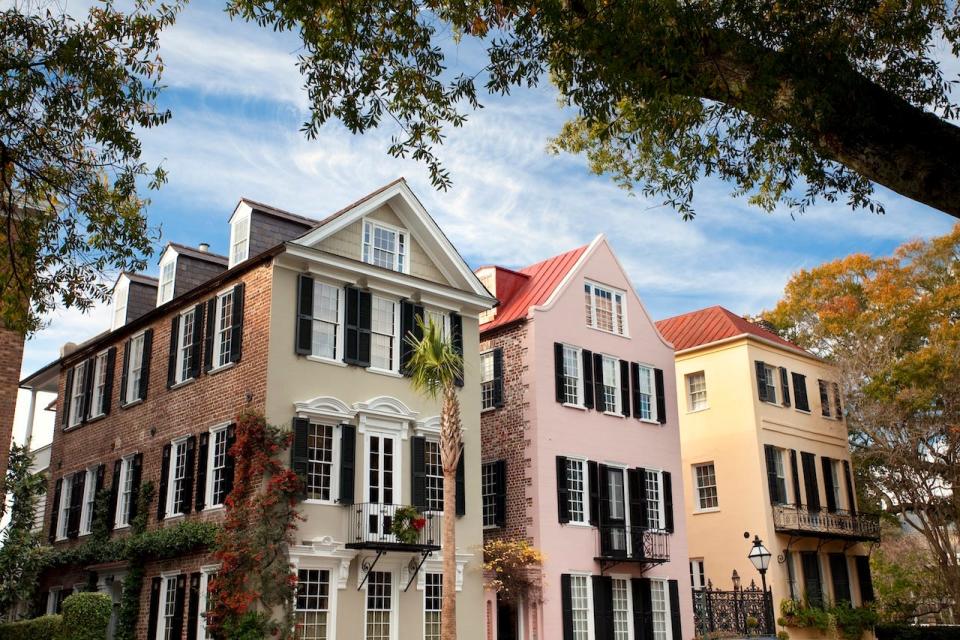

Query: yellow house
[656,306,878,639]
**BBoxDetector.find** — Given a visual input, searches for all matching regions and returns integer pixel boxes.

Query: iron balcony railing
[596,525,670,563]
[345,502,441,552]
[772,505,881,541]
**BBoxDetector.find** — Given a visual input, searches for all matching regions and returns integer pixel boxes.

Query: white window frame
[47,587,63,615]
[90,350,109,419]
[423,572,442,640]
[480,350,496,411]
[309,280,345,363]
[295,567,333,640]
[158,257,176,305]
[114,454,136,529]
[610,575,635,640]
[481,461,498,529]
[124,332,146,405]
[635,364,658,422]
[424,439,444,514]
[763,364,779,405]
[569,573,595,640]
[772,448,788,505]
[229,212,250,268]
[604,464,633,555]
[68,362,87,427]
[830,460,843,510]
[645,469,666,531]
[212,288,235,370]
[111,277,129,330]
[165,438,190,517]
[566,457,590,526]
[303,421,340,505]
[560,344,584,408]
[649,578,673,640]
[424,307,450,339]
[584,281,628,336]
[364,569,398,640]
[690,559,706,590]
[157,572,180,640]
[693,462,719,511]
[601,354,622,415]
[174,307,197,385]
[57,473,75,540]
[79,466,98,536]
[204,425,231,510]
[686,371,708,412]
[368,295,401,374]
[197,566,218,639]
[362,218,409,274]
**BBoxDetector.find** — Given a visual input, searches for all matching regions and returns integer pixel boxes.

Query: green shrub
[59,592,111,640]
[0,614,62,640]
[876,625,960,640]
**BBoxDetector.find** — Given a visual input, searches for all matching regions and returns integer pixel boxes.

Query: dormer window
[111,277,129,330]
[230,214,250,267]
[158,258,175,305]
[362,219,407,273]
[585,281,627,336]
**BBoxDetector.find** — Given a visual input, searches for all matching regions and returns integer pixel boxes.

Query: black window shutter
[818,379,831,417]
[190,303,205,379]
[494,459,507,527]
[620,360,631,417]
[203,298,216,373]
[592,575,613,640]
[451,312,464,387]
[581,350,594,409]
[67,471,84,538]
[755,360,768,402]
[167,315,180,388]
[357,290,371,366]
[138,329,153,401]
[128,453,143,524]
[654,368,667,424]
[764,445,780,504]
[119,339,131,406]
[779,367,791,407]
[180,436,197,515]
[792,372,809,411]
[832,382,843,418]
[633,578,653,640]
[560,574,574,640]
[229,283,245,363]
[829,553,851,604]
[338,424,356,504]
[49,477,62,543]
[822,456,837,513]
[855,556,874,603]
[593,353,605,411]
[222,424,237,499]
[291,417,310,494]
[455,447,466,516]
[668,580,683,640]
[187,572,201,640]
[80,359,94,422]
[663,471,674,533]
[296,274,314,355]
[157,444,171,521]
[492,348,504,408]
[630,362,642,417]
[802,452,821,511]
[102,347,116,415]
[627,469,644,556]
[588,460,600,527]
[171,574,187,639]
[92,463,106,523]
[790,450,802,507]
[195,433,209,511]
[400,301,416,374]
[801,551,824,607]
[62,368,74,428]
[843,460,857,515]
[108,460,121,530]
[410,436,427,510]
[344,286,366,366]
[147,576,162,640]
[554,342,565,403]
[556,456,570,523]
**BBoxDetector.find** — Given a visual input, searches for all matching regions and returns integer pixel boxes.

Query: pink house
[477,236,693,640]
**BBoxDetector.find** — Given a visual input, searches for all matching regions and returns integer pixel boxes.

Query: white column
[23,388,37,447]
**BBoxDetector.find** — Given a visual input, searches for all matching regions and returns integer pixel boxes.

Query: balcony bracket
[598,559,623,576]
[815,538,830,553]
[357,550,385,591]
[777,536,800,564]
[404,550,433,592]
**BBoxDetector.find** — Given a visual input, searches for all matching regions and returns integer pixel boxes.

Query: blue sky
[13,4,959,440]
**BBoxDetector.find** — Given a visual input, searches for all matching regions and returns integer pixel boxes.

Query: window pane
[370,297,396,370]
[481,463,497,527]
[307,423,333,501]
[646,470,662,529]
[612,579,630,640]
[570,575,590,640]
[296,568,330,640]
[567,460,585,523]
[217,293,234,367]
[425,441,443,512]
[366,572,392,640]
[210,429,229,505]
[480,352,495,410]
[637,366,653,420]
[651,580,669,640]
[424,574,442,640]
[688,372,707,411]
[695,463,718,509]
[563,346,581,405]
[602,356,618,411]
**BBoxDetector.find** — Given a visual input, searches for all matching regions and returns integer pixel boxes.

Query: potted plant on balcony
[392,506,427,544]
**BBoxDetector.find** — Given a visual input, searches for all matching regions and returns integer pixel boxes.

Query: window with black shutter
[455,447,466,516]
[494,459,506,527]
[411,436,427,510]
[128,453,143,524]
[203,297,217,372]
[101,347,116,416]
[593,352,605,412]
[338,424,356,504]
[843,460,857,515]
[654,368,667,424]
[167,315,180,389]
[801,452,821,511]
[66,471,84,539]
[821,456,838,513]
[229,283,245,363]
[618,360,631,417]
[556,456,570,524]
[61,368,74,428]
[172,574,187,639]
[790,450,802,507]
[855,556,874,603]
[295,274,314,355]
[668,580,683,640]
[630,362,642,417]
[582,350,595,410]
[492,348,504,408]
[147,576,162,640]
[138,329,153,401]
[178,436,197,515]
[755,360,769,402]
[832,382,843,419]
[195,433,209,511]
[818,379,832,417]
[222,424,237,500]
[554,342,565,404]
[779,367,791,407]
[829,553,851,604]
[792,372,810,411]
[587,460,600,527]
[627,469,647,559]
[49,477,62,543]
[764,445,787,504]
[157,443,171,521]
[632,578,653,640]
[662,471,674,533]
[108,460,121,531]
[187,572,201,640]
[801,551,824,607]
[344,286,372,367]
[450,312,464,387]
[561,574,574,640]
[291,417,310,496]
[592,575,613,640]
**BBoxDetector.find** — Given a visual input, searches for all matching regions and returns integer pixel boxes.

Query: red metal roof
[479,244,588,333]
[655,305,807,354]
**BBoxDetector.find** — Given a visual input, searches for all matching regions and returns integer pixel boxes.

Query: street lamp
[731,569,741,590]
[748,535,773,633]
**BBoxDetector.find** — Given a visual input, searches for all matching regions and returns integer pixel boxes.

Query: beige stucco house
[657,306,878,639]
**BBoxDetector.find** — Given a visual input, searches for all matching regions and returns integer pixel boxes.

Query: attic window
[230,214,250,267]
[158,258,175,304]
[111,278,129,330]
[362,220,407,273]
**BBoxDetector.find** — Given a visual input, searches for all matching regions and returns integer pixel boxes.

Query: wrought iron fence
[597,525,670,562]
[345,502,440,550]
[693,581,775,637]
[772,505,881,541]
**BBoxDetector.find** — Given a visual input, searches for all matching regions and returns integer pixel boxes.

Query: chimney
[198,242,210,252]
[60,342,79,358]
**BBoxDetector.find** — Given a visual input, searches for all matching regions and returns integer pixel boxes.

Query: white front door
[366,434,397,541]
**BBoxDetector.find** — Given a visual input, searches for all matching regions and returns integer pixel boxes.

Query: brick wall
[480,321,533,544]
[0,326,25,487]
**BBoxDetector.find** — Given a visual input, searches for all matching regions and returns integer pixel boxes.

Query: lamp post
[748,535,773,634]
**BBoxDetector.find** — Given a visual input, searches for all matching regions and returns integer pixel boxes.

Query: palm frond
[404,316,463,398]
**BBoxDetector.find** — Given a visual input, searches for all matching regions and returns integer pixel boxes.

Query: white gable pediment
[294,396,356,421]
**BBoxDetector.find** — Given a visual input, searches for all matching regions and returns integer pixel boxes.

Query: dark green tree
[0,445,47,621]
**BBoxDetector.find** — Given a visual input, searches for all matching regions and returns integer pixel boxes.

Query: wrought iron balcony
[345,502,441,552]
[772,505,880,542]
[595,525,670,571]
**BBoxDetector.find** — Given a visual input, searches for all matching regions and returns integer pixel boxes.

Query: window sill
[366,367,403,378]
[637,418,661,425]
[603,411,625,419]
[207,362,236,376]
[63,422,83,432]
[86,413,107,424]
[120,399,143,410]
[169,378,196,391]
[693,507,720,515]
[794,408,811,415]
[562,402,587,411]
[202,505,225,513]
[306,355,347,367]
[563,521,593,528]
[482,524,501,531]
[686,406,710,414]
[302,499,339,506]
[113,524,130,532]
[481,406,497,414]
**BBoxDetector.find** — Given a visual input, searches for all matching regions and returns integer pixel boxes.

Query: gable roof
[655,305,807,355]
[236,197,320,228]
[479,243,589,332]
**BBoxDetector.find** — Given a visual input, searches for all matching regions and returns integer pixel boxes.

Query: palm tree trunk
[440,383,461,640]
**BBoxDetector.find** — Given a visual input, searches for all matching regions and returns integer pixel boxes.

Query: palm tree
[406,317,463,640]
